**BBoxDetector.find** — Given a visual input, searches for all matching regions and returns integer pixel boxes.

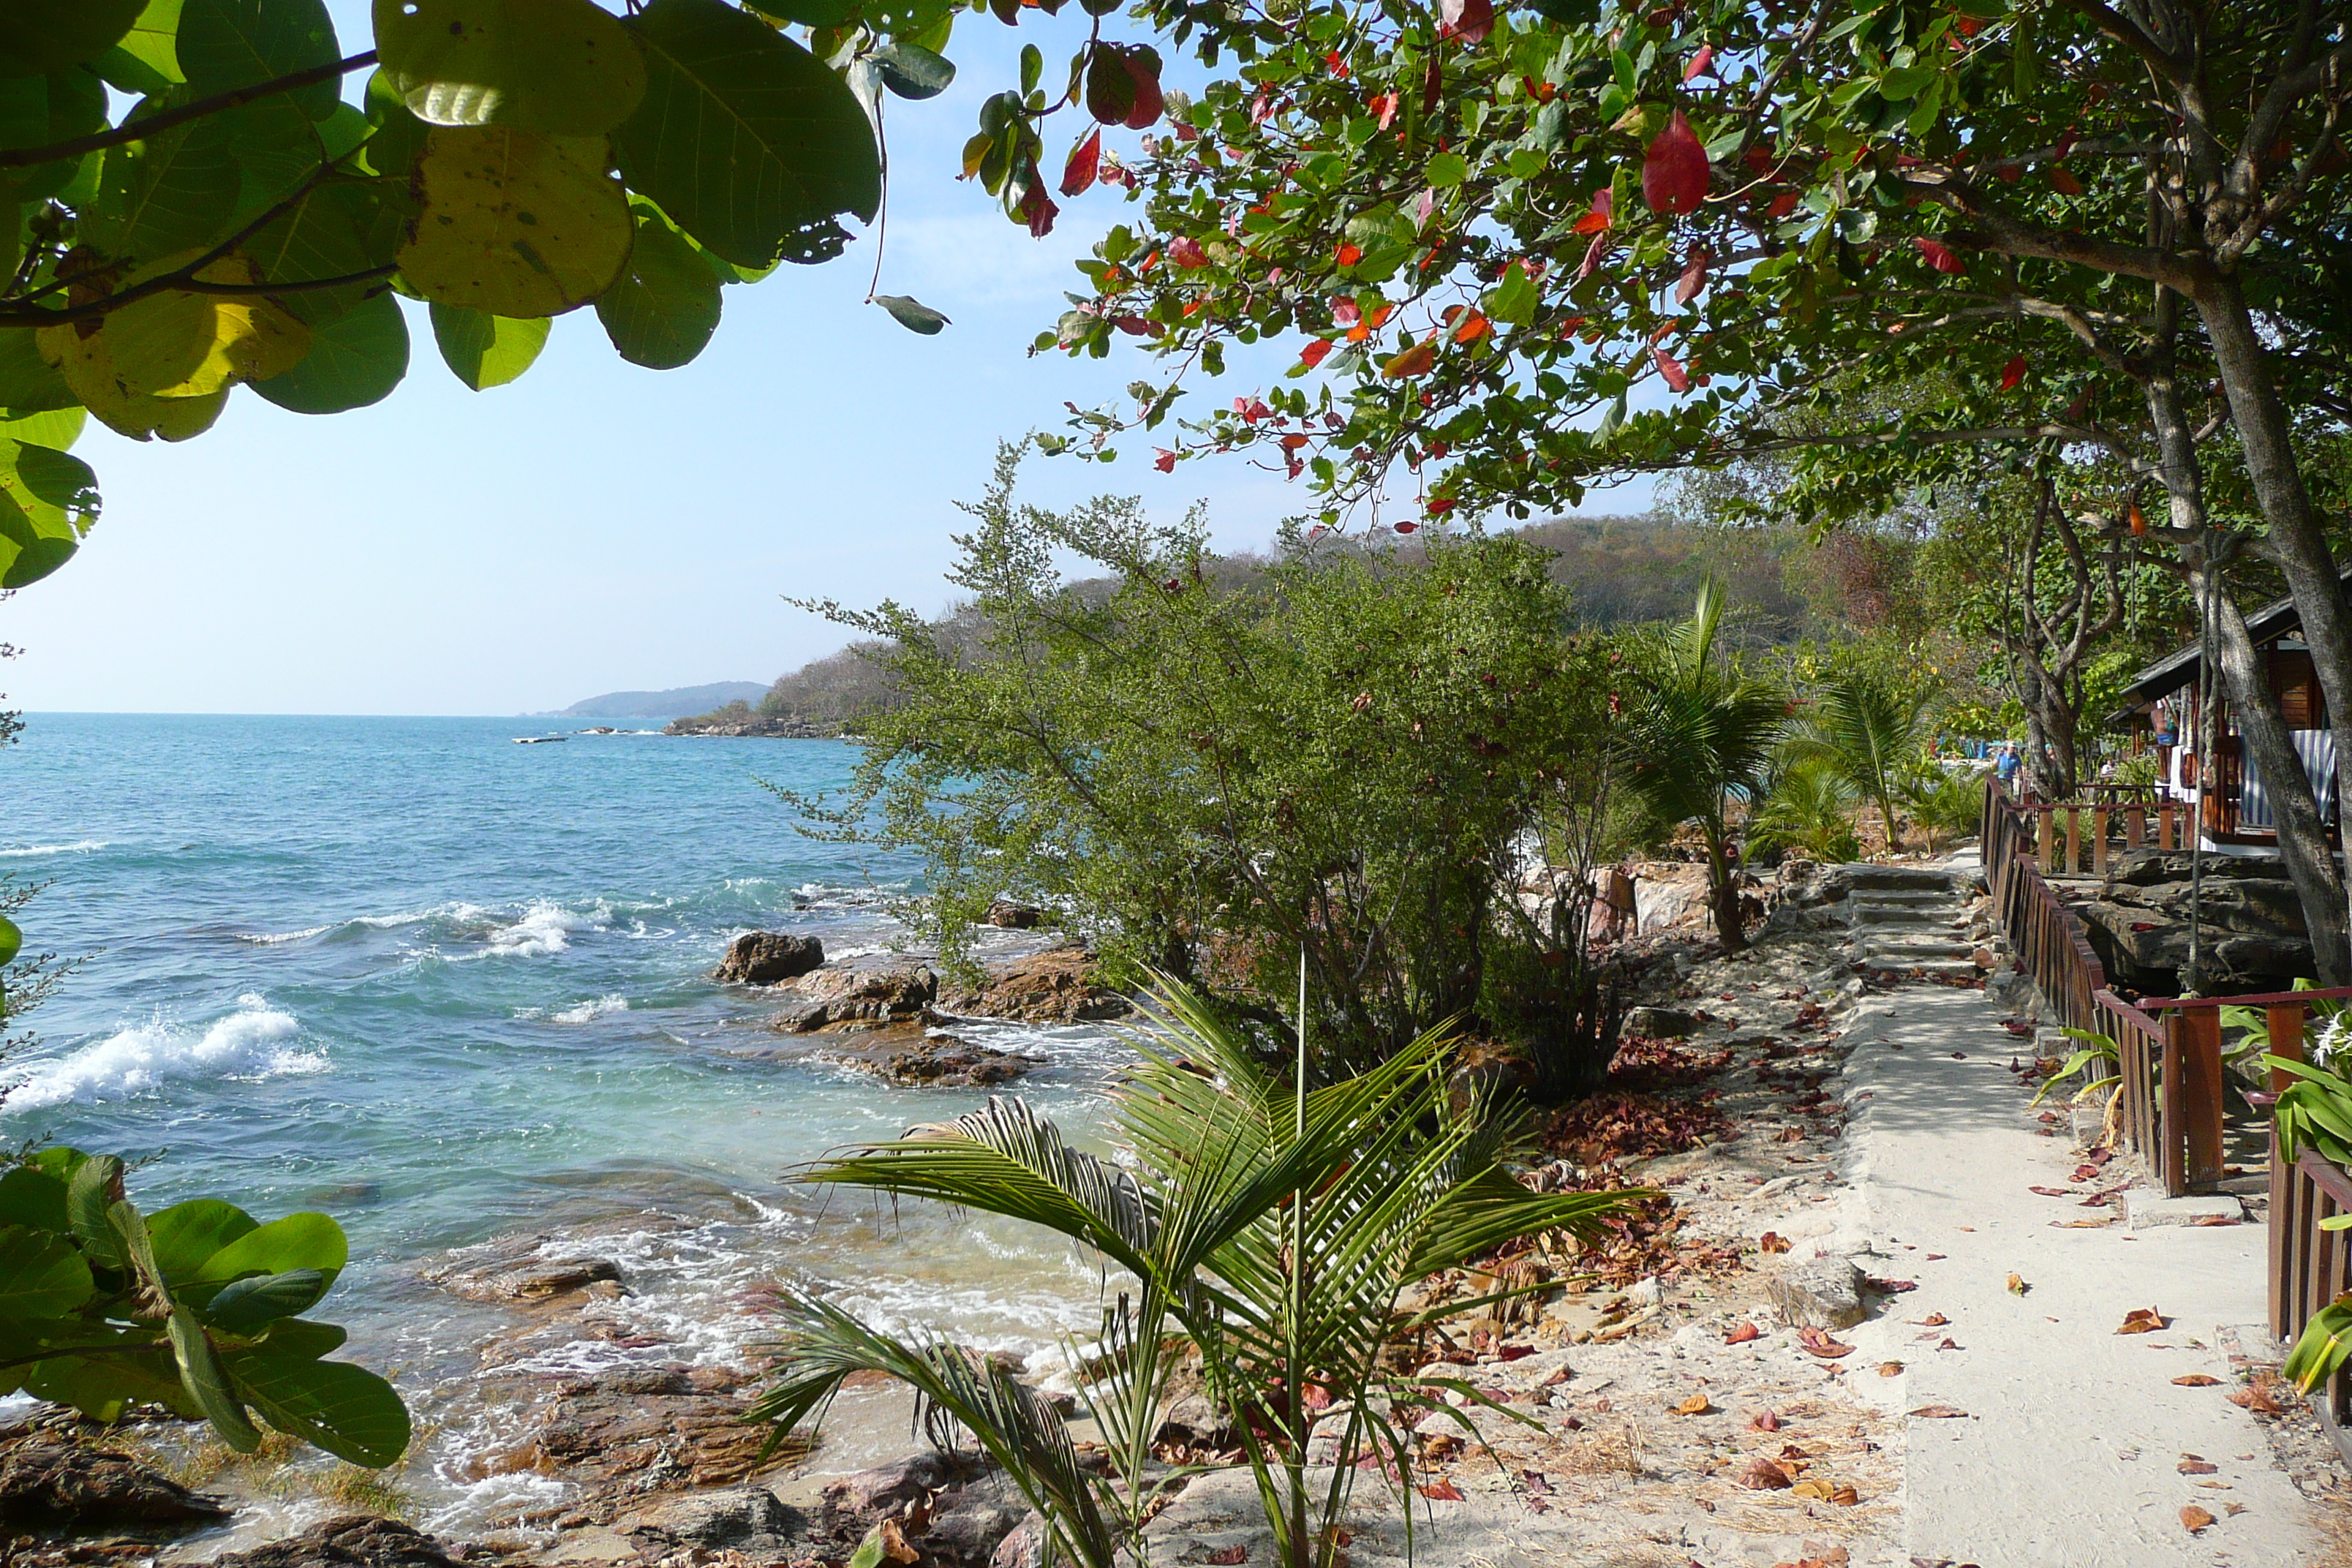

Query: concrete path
[1831,980,2321,1567]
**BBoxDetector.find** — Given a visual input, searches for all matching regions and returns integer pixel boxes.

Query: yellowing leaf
[397,126,632,317]
[37,259,309,402]
[1673,1392,1711,1414]
[2006,1273,2028,1295]
[2181,1505,2215,1534]
[374,0,647,134]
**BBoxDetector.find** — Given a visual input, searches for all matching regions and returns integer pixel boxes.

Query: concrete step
[1862,935,1979,964]
[1850,901,1967,927]
[1847,886,1964,906]
[1842,864,1961,893]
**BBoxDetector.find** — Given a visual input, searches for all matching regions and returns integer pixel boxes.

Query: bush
[788,450,1617,1070]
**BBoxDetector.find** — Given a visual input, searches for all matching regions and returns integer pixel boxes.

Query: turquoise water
[3,715,1125,1528]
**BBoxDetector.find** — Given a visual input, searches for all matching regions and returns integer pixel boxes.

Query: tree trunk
[1705,826,1746,952]
[2201,570,2352,985]
[2015,659,2078,800]
[2192,275,2352,980]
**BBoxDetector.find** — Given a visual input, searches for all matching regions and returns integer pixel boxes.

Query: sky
[4,4,1651,717]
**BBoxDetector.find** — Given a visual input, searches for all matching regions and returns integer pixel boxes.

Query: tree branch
[0,51,380,171]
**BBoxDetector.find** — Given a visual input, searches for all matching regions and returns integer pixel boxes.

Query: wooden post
[2066,807,2084,875]
[2092,806,2110,874]
[2171,1008,2227,1193]
[2160,802,2177,851]
[2161,1019,2188,1196]
[2125,804,2145,849]
[2267,1005,2307,1093]
[2272,1128,2293,1341]
[2038,808,2055,872]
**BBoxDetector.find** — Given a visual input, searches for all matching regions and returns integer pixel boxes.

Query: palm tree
[750,978,1635,1568]
[1785,673,1934,855]
[1619,578,1790,951]
[1747,756,1863,864]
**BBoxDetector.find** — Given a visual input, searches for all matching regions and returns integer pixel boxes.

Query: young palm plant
[1746,757,1863,865]
[1620,578,1790,951]
[749,978,1637,1568]
[1785,674,1933,856]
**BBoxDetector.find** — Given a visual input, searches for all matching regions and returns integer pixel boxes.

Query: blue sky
[4,4,1649,716]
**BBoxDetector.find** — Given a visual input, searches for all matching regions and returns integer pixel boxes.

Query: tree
[790,448,1617,1068]
[753,981,1634,1568]
[1014,0,2351,973]
[1787,669,1932,851]
[1618,578,1788,950]
[0,0,1196,591]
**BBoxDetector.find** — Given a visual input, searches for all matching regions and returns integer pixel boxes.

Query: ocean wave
[423,899,611,962]
[9,995,328,1111]
[550,995,630,1024]
[0,839,106,858]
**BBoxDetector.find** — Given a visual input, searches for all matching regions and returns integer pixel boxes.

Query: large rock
[715,932,825,985]
[0,1438,230,1527]
[210,1518,459,1568]
[1623,1006,1700,1039]
[421,1240,625,1303]
[2077,853,2314,991]
[1763,1255,1866,1330]
[771,964,938,1033]
[989,1512,1047,1568]
[803,1028,1041,1088]
[511,1364,777,1503]
[822,1452,955,1529]
[936,949,1130,1024]
[617,1485,803,1550]
[923,1489,1025,1567]
[1152,1392,1239,1450]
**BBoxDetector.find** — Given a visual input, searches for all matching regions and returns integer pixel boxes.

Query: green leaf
[742,0,855,23]
[872,294,949,334]
[223,1340,411,1467]
[374,0,647,135]
[872,41,954,101]
[429,301,549,388]
[244,179,402,324]
[358,68,429,177]
[596,200,722,368]
[254,289,410,412]
[146,1199,260,1284]
[1878,64,1935,102]
[0,69,108,206]
[0,487,77,587]
[168,1310,263,1451]
[110,0,186,88]
[845,1526,889,1568]
[0,1225,94,1317]
[83,98,240,265]
[613,0,880,268]
[0,911,18,968]
[23,1337,190,1420]
[1484,261,1538,326]
[0,1164,70,1234]
[395,125,633,317]
[0,0,146,77]
[186,1211,347,1288]
[1425,151,1468,188]
[203,1268,329,1331]
[0,328,78,412]
[177,0,341,120]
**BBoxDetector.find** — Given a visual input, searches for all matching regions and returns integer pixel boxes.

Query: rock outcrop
[937,949,1131,1024]
[2074,850,2313,991]
[210,1518,461,1568]
[769,964,938,1033]
[714,932,825,986]
[0,1436,230,1528]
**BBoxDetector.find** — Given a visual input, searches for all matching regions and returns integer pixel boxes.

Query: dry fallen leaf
[1908,1404,1970,1419]
[1725,1321,1761,1345]
[1830,1482,1860,1506]
[2174,1374,2223,1387]
[1749,1409,1781,1432]
[1206,1548,1248,1566]
[878,1518,920,1565]
[1736,1456,1793,1490]
[2230,1376,2286,1417]
[1418,1480,1464,1502]
[1790,1477,1836,1499]
[1877,1361,1904,1377]
[2117,1307,2168,1335]
[2181,1504,2216,1534]
[1798,1327,1855,1359]
[1916,1313,1951,1327]
[2226,1502,2247,1516]
[1676,1393,1714,1415]
[1760,1231,1793,1254]
[2006,1273,2029,1295]
[2178,1456,2218,1475]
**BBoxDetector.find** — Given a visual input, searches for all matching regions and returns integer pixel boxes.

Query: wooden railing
[2253,991,2352,1461]
[1983,777,2201,1194]
[2011,794,2187,876]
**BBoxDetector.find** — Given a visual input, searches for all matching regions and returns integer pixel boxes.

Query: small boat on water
[513,734,568,745]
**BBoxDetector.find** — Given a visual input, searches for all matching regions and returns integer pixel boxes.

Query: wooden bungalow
[2112,576,2342,851]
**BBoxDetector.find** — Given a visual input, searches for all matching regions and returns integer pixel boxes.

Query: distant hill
[537,682,771,720]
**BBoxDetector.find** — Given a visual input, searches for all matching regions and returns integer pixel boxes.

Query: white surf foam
[434,899,610,961]
[10,995,327,1110]
[0,840,106,858]
[549,995,630,1024]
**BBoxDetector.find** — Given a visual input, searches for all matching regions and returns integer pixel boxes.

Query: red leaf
[1299,338,1333,367]
[1060,128,1101,197]
[1725,1321,1760,1344]
[1652,346,1691,392]
[1572,187,1613,235]
[1207,1548,1248,1565]
[1675,249,1709,304]
[1394,520,1419,533]
[1999,353,2026,391]
[2051,165,2084,195]
[1425,496,1455,515]
[1683,44,1715,80]
[1021,184,1058,238]
[1333,297,1362,327]
[1167,236,1209,268]
[1914,235,1966,274]
[1153,449,1176,472]
[1085,45,1135,124]
[1418,1480,1464,1501]
[1121,47,1164,129]
[1335,242,1362,266]
[1325,49,1349,77]
[1383,340,1437,379]
[1452,310,1490,344]
[1577,230,1610,279]
[1749,1409,1780,1431]
[1765,189,1800,219]
[1440,0,1493,43]
[1642,108,1710,215]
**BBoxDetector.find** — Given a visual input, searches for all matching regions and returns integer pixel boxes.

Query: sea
[1,713,1131,1537]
